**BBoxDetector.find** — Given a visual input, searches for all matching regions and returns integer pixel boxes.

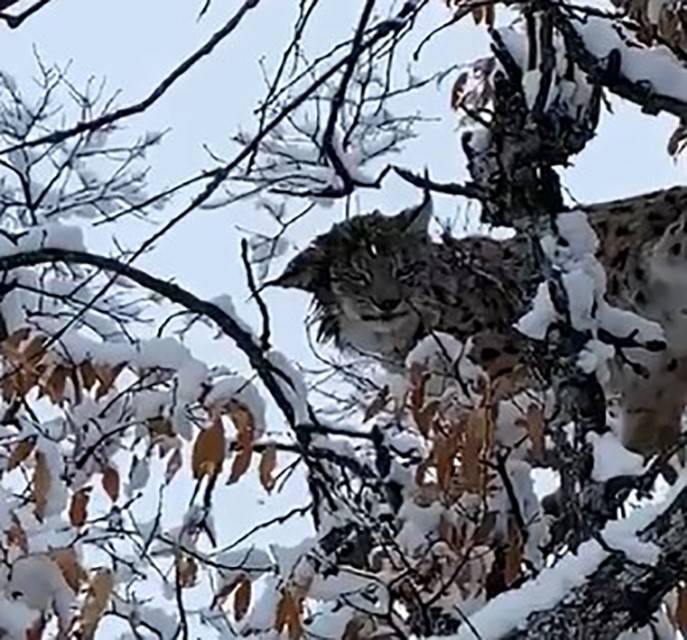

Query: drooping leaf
[69,487,91,527]
[233,577,252,621]
[50,548,87,593]
[228,402,255,449]
[33,451,51,519]
[192,416,226,479]
[676,585,687,633]
[258,445,277,492]
[275,589,302,639]
[79,570,114,639]
[94,362,126,399]
[101,466,120,503]
[176,554,198,589]
[8,436,36,470]
[228,446,252,485]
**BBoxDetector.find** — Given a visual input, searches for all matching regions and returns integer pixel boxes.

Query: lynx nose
[375,298,401,313]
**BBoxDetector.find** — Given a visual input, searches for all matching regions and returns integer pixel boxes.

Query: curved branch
[0,247,298,426]
[392,165,485,199]
[1,0,262,152]
[461,482,687,639]
[553,8,687,121]
[0,0,53,28]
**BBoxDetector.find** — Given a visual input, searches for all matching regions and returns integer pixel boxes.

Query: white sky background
[1,0,687,635]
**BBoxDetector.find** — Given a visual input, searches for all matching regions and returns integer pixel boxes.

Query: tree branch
[0,247,299,426]
[463,482,687,639]
[0,0,53,28]
[553,7,687,121]
[1,0,262,152]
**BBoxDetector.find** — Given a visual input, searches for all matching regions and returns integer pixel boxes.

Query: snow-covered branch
[0,246,307,427]
[553,5,687,120]
[458,478,687,640]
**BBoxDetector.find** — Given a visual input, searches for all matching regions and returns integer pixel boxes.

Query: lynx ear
[398,190,432,236]
[270,245,326,292]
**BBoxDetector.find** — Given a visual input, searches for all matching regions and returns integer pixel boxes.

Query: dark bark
[498,484,687,639]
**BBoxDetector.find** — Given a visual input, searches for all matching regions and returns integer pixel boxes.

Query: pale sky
[1,0,686,635]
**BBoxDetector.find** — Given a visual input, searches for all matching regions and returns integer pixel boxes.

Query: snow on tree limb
[455,477,687,640]
[553,5,687,120]
[0,246,305,427]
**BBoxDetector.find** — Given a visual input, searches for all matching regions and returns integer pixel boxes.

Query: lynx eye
[395,264,416,281]
[348,269,371,285]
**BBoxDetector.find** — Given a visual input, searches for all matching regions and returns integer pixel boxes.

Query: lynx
[274,186,687,454]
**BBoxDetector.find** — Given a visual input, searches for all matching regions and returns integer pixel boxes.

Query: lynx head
[273,194,434,357]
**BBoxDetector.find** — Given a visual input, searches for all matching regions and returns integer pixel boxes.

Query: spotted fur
[275,185,687,454]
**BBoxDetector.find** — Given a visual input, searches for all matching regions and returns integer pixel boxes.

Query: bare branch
[1,0,262,152]
[496,483,687,639]
[0,0,53,29]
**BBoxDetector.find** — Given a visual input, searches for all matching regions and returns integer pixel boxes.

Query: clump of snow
[588,432,644,482]
[449,476,686,639]
[266,349,309,425]
[0,597,39,639]
[517,210,665,381]
[576,15,687,104]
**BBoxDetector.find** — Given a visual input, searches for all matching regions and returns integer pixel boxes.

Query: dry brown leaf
[413,399,440,437]
[6,515,27,552]
[414,458,431,487]
[228,402,255,450]
[408,363,427,413]
[80,360,98,391]
[94,362,125,399]
[7,436,36,470]
[43,365,68,404]
[79,570,114,639]
[192,416,226,480]
[33,451,51,519]
[462,409,487,492]
[343,618,367,640]
[472,511,497,546]
[258,445,277,492]
[101,466,120,503]
[177,554,198,589]
[233,577,252,621]
[212,574,246,610]
[438,515,464,551]
[526,404,545,461]
[436,440,456,492]
[21,335,47,364]
[1,327,30,356]
[485,2,495,26]
[69,487,91,527]
[275,590,302,640]
[25,617,44,640]
[228,446,253,485]
[13,369,38,397]
[149,416,175,439]
[50,548,87,593]
[676,586,687,633]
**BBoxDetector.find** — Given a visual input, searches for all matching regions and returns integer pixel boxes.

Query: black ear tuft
[269,245,326,292]
[397,189,433,236]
